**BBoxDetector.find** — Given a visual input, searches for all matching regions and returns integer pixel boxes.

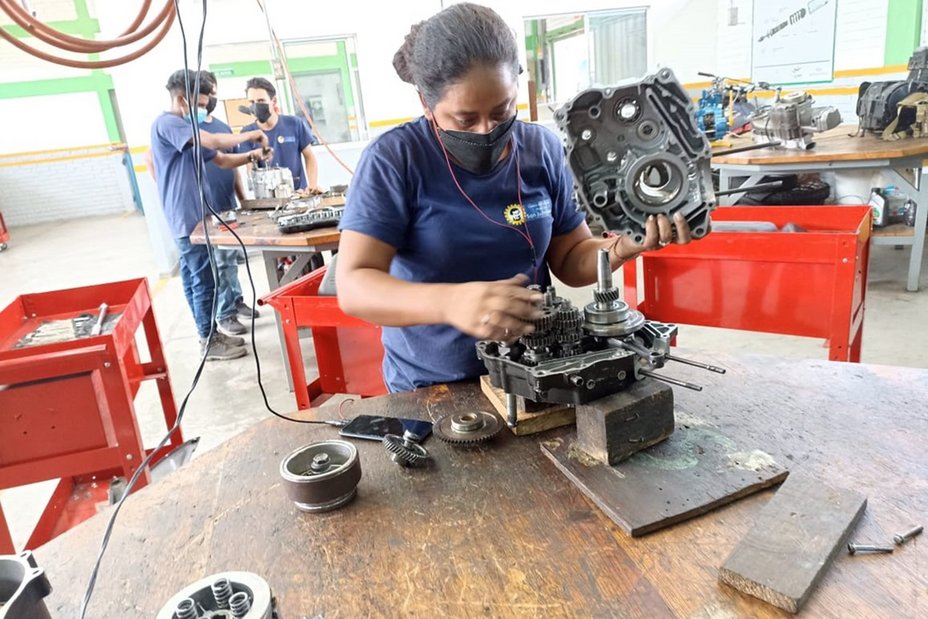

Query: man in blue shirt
[150,69,272,361]
[238,77,320,192]
[199,72,261,338]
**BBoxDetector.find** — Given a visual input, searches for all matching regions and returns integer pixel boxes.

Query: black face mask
[255,102,272,123]
[206,95,217,115]
[435,115,517,175]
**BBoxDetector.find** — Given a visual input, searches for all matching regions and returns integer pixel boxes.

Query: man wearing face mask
[197,72,261,338]
[336,4,699,393]
[239,77,321,193]
[150,69,272,360]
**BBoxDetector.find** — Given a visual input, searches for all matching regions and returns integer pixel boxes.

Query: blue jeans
[176,236,215,339]
[215,247,244,321]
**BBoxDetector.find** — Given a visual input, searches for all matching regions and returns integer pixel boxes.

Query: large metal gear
[383,431,429,467]
[532,307,557,333]
[522,331,557,349]
[434,411,503,445]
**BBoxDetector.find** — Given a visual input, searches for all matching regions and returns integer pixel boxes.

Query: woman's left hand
[612,212,695,260]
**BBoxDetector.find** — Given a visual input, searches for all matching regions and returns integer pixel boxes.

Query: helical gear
[593,288,621,304]
[383,433,429,467]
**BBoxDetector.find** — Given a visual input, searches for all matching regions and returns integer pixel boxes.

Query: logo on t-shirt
[277,135,296,144]
[504,203,526,226]
[524,198,553,221]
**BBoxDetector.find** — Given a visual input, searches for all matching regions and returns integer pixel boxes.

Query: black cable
[79,2,343,616]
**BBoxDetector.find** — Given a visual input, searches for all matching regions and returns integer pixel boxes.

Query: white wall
[0,92,108,155]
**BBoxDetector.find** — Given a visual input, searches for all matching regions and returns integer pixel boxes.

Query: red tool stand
[623,205,872,362]
[260,266,387,410]
[0,278,181,552]
[0,210,9,251]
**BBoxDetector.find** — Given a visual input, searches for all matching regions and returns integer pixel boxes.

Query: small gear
[522,331,556,349]
[434,411,503,445]
[532,307,557,333]
[383,433,429,467]
[556,305,583,330]
[593,288,621,304]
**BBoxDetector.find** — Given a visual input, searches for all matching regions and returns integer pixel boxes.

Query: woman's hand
[443,274,544,341]
[611,213,695,260]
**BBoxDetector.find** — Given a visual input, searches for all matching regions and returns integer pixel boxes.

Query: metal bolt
[103,362,112,368]
[893,525,923,545]
[847,543,894,555]
[310,452,331,472]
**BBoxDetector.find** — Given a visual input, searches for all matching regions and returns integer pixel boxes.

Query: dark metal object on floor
[155,571,279,619]
[555,68,716,241]
[280,440,362,512]
[434,411,503,445]
[0,551,52,619]
[383,430,430,467]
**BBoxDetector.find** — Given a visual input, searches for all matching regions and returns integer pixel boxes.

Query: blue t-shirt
[240,114,316,189]
[150,112,217,238]
[339,116,585,392]
[200,117,237,212]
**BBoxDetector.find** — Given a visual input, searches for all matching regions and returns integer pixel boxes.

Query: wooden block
[541,419,789,537]
[575,379,674,465]
[479,375,575,435]
[719,474,867,614]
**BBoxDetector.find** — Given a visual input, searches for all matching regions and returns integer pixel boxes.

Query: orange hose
[0,4,175,69]
[0,0,172,53]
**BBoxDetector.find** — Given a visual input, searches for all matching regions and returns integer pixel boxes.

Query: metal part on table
[751,91,841,150]
[893,525,923,545]
[847,543,894,555]
[554,68,716,241]
[251,166,295,200]
[0,551,52,619]
[882,92,928,140]
[434,411,503,445]
[276,207,344,235]
[155,571,279,619]
[383,430,430,467]
[857,47,928,134]
[477,249,722,414]
[280,440,362,512]
[13,311,121,348]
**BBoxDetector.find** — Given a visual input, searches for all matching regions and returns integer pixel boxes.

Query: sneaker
[236,301,260,319]
[213,330,246,347]
[200,335,247,361]
[217,316,247,336]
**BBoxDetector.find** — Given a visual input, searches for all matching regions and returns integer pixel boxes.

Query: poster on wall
[751,0,838,84]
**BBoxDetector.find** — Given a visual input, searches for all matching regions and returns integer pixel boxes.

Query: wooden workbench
[713,125,928,291]
[36,352,928,618]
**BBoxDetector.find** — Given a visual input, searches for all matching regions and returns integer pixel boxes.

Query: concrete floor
[1,212,927,548]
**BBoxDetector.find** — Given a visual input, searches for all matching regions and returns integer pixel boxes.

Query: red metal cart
[622,205,872,362]
[0,278,181,552]
[259,266,387,410]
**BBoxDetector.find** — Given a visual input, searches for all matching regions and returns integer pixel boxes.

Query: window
[524,10,647,121]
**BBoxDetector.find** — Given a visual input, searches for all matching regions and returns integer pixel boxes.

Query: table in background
[713,126,928,291]
[36,352,928,618]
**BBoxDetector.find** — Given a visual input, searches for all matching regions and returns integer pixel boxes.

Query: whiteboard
[751,0,838,84]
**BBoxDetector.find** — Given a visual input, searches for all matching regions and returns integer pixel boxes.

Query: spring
[211,577,233,609]
[174,597,198,619]
[229,591,251,618]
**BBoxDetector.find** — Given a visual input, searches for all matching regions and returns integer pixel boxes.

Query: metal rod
[715,181,784,197]
[639,369,703,391]
[665,354,727,374]
[506,393,518,429]
[90,303,108,336]
[712,141,781,157]
[596,248,611,292]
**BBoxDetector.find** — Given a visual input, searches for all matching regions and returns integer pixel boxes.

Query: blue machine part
[695,88,729,140]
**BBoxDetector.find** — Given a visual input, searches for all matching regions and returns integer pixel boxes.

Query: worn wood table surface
[189,210,340,249]
[712,125,928,165]
[36,352,928,618]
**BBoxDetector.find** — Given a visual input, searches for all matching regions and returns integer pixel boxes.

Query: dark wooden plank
[479,375,576,435]
[719,474,867,613]
[541,412,789,536]
[32,354,928,619]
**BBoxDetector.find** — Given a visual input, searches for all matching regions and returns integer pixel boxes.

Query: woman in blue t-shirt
[337,3,697,392]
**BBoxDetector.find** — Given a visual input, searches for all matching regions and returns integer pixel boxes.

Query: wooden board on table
[541,417,789,537]
[479,375,575,436]
[719,474,867,614]
[873,224,915,238]
[712,125,928,165]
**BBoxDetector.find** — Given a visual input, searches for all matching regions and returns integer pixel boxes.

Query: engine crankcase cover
[555,68,716,242]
